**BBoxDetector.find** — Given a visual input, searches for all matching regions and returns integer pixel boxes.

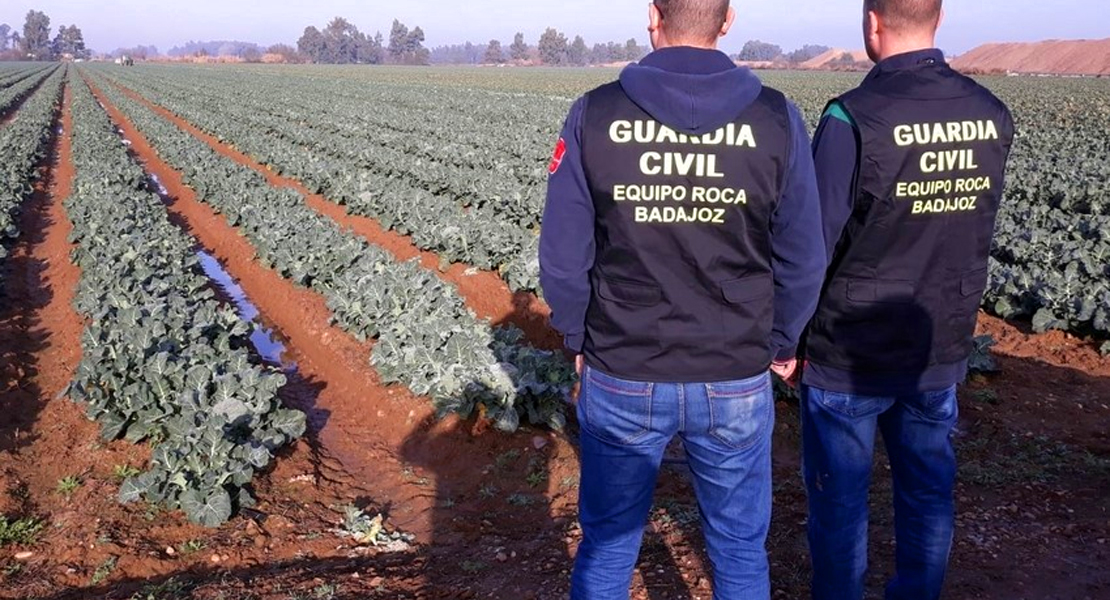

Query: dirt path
[105,79,562,352]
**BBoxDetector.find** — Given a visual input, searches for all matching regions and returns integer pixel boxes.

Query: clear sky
[1,0,1106,56]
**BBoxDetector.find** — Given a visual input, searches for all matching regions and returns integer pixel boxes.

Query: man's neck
[653,39,719,52]
[876,36,937,62]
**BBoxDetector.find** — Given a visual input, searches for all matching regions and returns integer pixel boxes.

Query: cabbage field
[0,62,1107,598]
[4,62,1110,523]
[84,64,1110,341]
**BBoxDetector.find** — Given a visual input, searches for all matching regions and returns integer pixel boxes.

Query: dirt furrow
[106,79,562,352]
[0,86,83,455]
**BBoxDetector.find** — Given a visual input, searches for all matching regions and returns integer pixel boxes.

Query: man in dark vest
[539,1,825,597]
[799,1,1014,598]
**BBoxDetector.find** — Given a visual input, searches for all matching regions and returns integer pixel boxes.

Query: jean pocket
[815,390,892,418]
[705,375,773,450]
[908,387,958,421]
[580,368,654,446]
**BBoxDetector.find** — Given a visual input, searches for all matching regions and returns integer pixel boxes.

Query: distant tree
[510,32,529,61]
[408,26,430,65]
[483,39,504,64]
[52,25,89,59]
[538,28,568,65]
[0,24,10,52]
[568,35,588,66]
[111,45,156,60]
[461,41,478,64]
[266,43,302,63]
[297,19,384,64]
[429,43,483,64]
[388,19,409,62]
[242,47,263,62]
[297,26,326,62]
[738,39,783,62]
[624,38,646,61]
[589,42,608,64]
[785,44,831,63]
[356,32,385,64]
[386,20,428,65]
[322,17,357,63]
[21,10,52,60]
[590,41,626,64]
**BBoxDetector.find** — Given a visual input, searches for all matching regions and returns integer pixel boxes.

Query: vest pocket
[707,274,775,369]
[846,279,916,304]
[597,277,662,307]
[960,268,989,299]
[720,273,773,305]
[936,267,989,362]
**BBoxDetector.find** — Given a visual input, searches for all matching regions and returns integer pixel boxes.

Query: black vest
[806,61,1014,373]
[580,82,791,382]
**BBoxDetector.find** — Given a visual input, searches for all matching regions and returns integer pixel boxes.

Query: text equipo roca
[608,119,756,224]
[891,119,1001,215]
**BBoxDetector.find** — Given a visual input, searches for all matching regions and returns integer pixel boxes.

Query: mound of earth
[801,48,871,70]
[952,38,1110,75]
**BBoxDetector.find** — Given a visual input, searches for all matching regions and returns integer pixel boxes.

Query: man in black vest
[539,1,825,597]
[799,1,1014,599]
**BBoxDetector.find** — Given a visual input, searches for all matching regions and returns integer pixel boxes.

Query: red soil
[108,80,561,352]
[953,38,1110,76]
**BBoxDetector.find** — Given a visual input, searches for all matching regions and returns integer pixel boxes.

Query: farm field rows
[91,64,1110,342]
[0,65,1106,599]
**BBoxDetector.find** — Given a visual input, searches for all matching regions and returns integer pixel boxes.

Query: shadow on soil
[0,108,64,532]
[7,325,1109,598]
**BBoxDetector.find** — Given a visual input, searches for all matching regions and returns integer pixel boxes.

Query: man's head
[648,0,736,50]
[862,0,943,62]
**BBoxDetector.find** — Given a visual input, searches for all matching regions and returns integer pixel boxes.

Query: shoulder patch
[823,101,856,127]
[548,137,567,175]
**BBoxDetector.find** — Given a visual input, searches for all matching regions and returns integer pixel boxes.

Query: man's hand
[570,355,585,404]
[770,358,799,387]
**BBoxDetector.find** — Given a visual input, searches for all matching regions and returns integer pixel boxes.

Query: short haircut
[865,0,943,32]
[653,0,731,44]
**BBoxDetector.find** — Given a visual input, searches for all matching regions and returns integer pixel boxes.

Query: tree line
[295,17,429,65]
[434,30,647,66]
[0,10,89,61]
[0,9,839,68]
[734,41,833,64]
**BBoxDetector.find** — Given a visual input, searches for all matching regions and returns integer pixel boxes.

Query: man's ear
[648,2,663,34]
[936,8,945,31]
[867,9,881,39]
[720,6,736,38]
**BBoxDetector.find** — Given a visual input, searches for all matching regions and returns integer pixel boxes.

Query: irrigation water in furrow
[147,171,290,368]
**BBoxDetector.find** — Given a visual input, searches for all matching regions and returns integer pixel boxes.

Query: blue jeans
[571,367,775,600]
[801,384,959,600]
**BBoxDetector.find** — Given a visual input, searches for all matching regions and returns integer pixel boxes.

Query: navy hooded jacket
[539,47,825,378]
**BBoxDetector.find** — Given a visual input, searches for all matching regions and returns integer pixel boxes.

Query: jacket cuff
[774,346,799,362]
[564,333,585,354]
